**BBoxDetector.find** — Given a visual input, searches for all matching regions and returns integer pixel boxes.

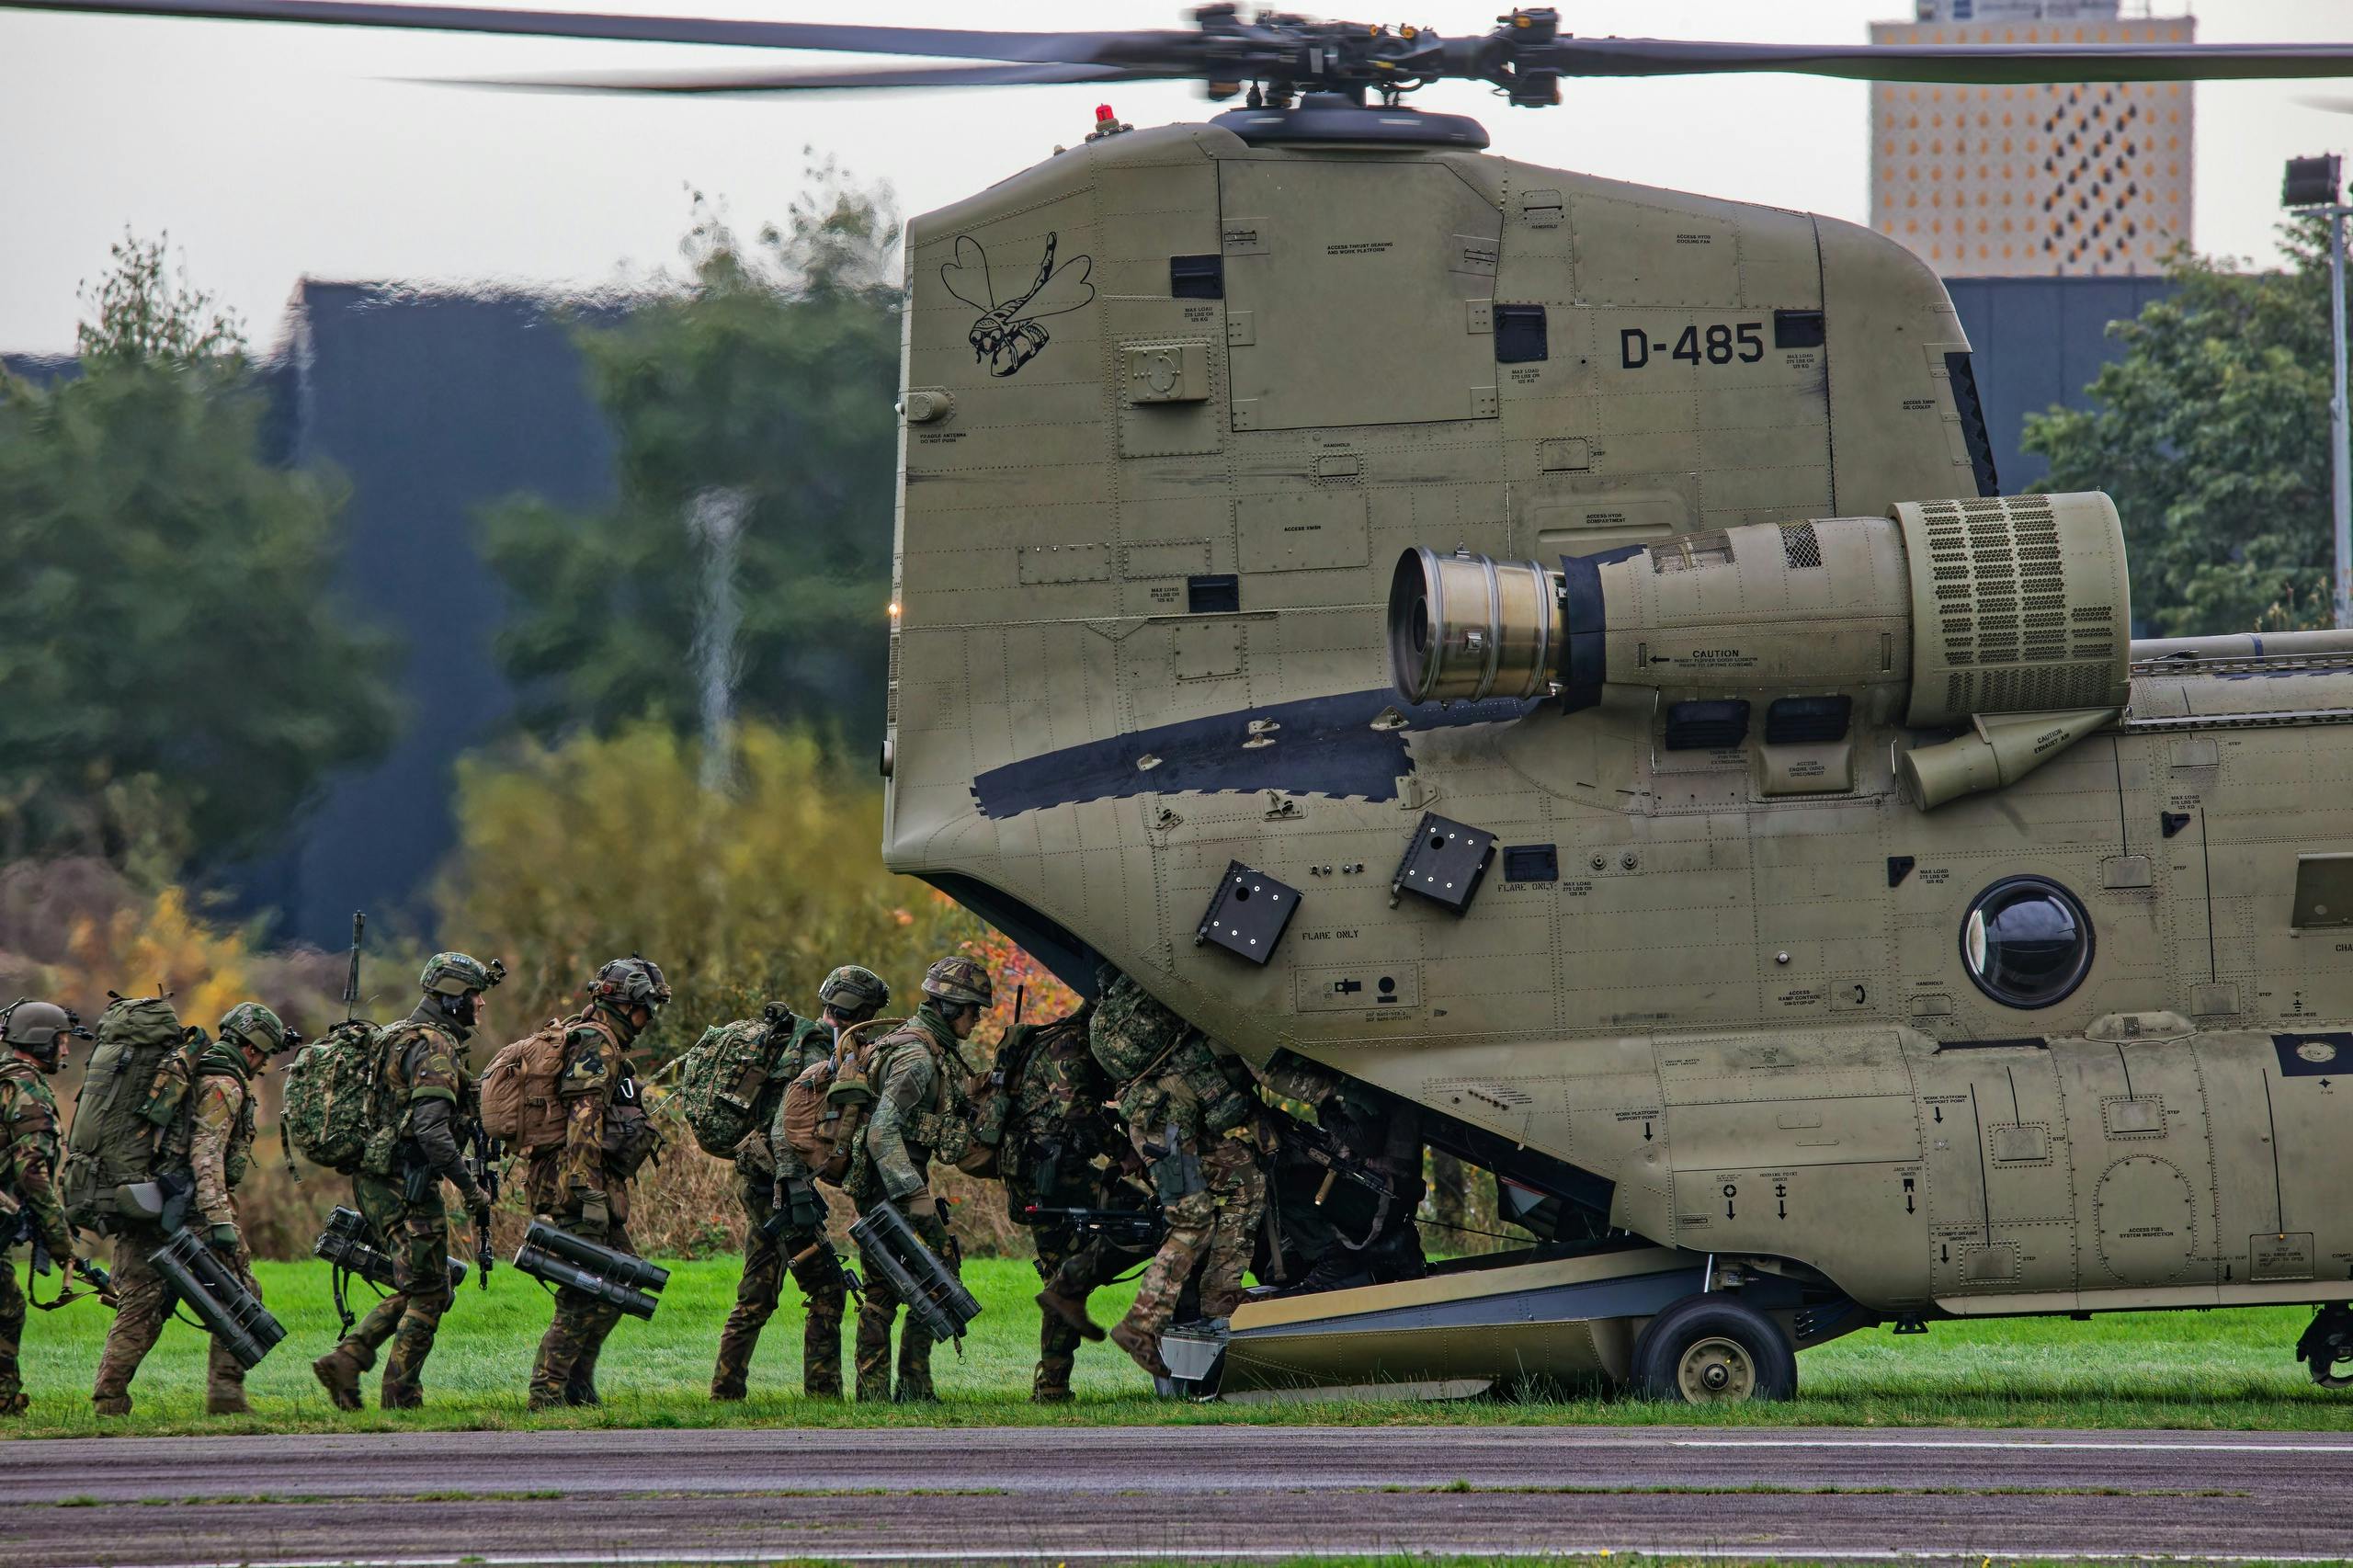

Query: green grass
[6,1256,2350,1437]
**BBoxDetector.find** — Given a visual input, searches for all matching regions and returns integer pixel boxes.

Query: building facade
[1870,2,2195,276]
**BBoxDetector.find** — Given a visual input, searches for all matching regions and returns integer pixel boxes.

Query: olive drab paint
[880,119,2353,1392]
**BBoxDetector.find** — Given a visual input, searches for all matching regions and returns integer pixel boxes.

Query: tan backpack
[479,1016,605,1153]
[778,1017,899,1186]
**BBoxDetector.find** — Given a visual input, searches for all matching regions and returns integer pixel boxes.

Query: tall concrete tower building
[1870,1,2195,275]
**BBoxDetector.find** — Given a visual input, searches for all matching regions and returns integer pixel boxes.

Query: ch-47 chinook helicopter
[22,0,2353,1403]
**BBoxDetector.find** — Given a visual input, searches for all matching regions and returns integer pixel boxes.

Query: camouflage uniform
[0,1050,74,1416]
[526,996,657,1410]
[316,1002,487,1409]
[95,1005,288,1416]
[88,1038,193,1416]
[711,1006,844,1399]
[848,1001,974,1403]
[1271,1077,1427,1292]
[983,1004,1152,1403]
[1091,969,1266,1380]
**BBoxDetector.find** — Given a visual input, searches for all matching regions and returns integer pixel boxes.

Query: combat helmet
[920,955,995,1010]
[217,1001,295,1057]
[420,951,503,997]
[816,964,891,1018]
[590,955,672,1011]
[1,999,83,1073]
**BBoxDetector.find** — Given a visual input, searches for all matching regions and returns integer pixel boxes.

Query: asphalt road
[4,1424,2348,1565]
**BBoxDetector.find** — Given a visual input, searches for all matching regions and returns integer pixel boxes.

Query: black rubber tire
[1630,1292,1799,1404]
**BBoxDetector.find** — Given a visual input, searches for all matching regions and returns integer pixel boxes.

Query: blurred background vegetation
[2,181,2340,1260]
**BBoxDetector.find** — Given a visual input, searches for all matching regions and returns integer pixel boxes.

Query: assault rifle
[1019,1203,1165,1250]
[459,1115,500,1290]
[1263,1105,1395,1252]
[2,1192,114,1308]
[341,911,365,1022]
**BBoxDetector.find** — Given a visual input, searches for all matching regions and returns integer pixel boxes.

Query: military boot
[380,1379,423,1411]
[565,1345,603,1407]
[205,1386,250,1416]
[0,1392,28,1417]
[1036,1285,1105,1343]
[1032,1354,1076,1404]
[1109,1318,1171,1380]
[312,1343,370,1411]
[92,1393,132,1417]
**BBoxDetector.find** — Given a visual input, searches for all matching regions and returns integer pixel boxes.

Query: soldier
[710,963,890,1402]
[313,953,498,1412]
[847,954,991,1403]
[93,1001,294,1416]
[527,955,671,1411]
[1090,966,1267,1381]
[1,1000,92,1418]
[977,998,1155,1403]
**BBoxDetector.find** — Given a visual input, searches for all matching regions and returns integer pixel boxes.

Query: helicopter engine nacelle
[1388,491,2131,734]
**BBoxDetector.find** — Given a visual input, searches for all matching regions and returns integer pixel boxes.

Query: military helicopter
[20,0,2353,1403]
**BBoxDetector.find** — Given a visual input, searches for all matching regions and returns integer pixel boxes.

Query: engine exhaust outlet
[1386,546,1563,704]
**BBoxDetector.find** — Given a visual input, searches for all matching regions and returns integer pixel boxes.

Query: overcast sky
[1,0,2346,352]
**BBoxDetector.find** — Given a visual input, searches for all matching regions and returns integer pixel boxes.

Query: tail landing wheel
[2297,1303,2353,1390]
[1631,1292,1799,1404]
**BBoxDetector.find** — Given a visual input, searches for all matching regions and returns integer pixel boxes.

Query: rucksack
[963,1009,1092,1179]
[58,994,194,1233]
[480,1017,593,1153]
[278,1019,387,1175]
[778,1017,899,1186]
[1087,972,1190,1084]
[676,1017,774,1158]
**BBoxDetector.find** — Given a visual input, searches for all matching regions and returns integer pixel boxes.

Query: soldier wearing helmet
[845,953,994,1403]
[93,999,299,1416]
[313,952,500,1412]
[526,955,671,1409]
[0,1000,94,1416]
[707,963,891,1402]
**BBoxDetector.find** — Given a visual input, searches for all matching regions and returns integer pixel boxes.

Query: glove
[470,1196,494,1233]
[208,1223,239,1255]
[575,1194,610,1239]
[904,1192,938,1220]
[783,1177,824,1233]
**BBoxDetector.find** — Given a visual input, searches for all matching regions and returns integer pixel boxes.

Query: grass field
[6,1255,2350,1437]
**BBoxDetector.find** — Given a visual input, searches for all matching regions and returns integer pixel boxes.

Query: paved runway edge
[4,1426,2348,1565]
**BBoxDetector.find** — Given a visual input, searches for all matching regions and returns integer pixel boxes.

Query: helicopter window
[1493,305,1549,364]
[1773,309,1826,350]
[1188,574,1240,614]
[1664,699,1750,751]
[1961,877,2095,1010]
[1170,255,1224,300]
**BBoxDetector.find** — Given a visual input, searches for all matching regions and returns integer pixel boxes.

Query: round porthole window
[1961,876,2094,1010]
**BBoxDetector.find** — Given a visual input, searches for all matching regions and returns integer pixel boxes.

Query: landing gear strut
[2297,1304,2353,1389]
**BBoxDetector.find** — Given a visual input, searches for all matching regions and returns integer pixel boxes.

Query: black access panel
[1195,861,1303,964]
[1391,812,1497,914]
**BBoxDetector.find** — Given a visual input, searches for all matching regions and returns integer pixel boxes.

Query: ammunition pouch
[511,1219,669,1320]
[601,1100,663,1182]
[848,1200,981,1345]
[1148,1126,1205,1205]
[908,1108,972,1165]
[149,1226,287,1369]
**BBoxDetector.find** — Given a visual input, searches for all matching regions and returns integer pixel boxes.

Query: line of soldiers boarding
[0,949,1428,1416]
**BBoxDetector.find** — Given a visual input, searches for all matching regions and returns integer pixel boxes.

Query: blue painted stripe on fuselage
[970,688,1533,820]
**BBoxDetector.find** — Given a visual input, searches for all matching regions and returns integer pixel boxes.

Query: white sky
[0,0,2346,351]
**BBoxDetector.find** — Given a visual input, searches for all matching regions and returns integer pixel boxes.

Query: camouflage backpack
[676,1017,776,1158]
[778,1017,901,1186]
[57,994,194,1233]
[1086,971,1190,1085]
[278,1018,388,1175]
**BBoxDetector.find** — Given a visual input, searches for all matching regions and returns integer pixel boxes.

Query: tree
[480,171,903,759]
[0,233,401,871]
[2023,222,2340,636]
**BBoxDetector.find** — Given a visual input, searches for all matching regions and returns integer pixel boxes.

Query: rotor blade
[1559,37,2353,85]
[0,0,1201,68]
[429,58,1165,95]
